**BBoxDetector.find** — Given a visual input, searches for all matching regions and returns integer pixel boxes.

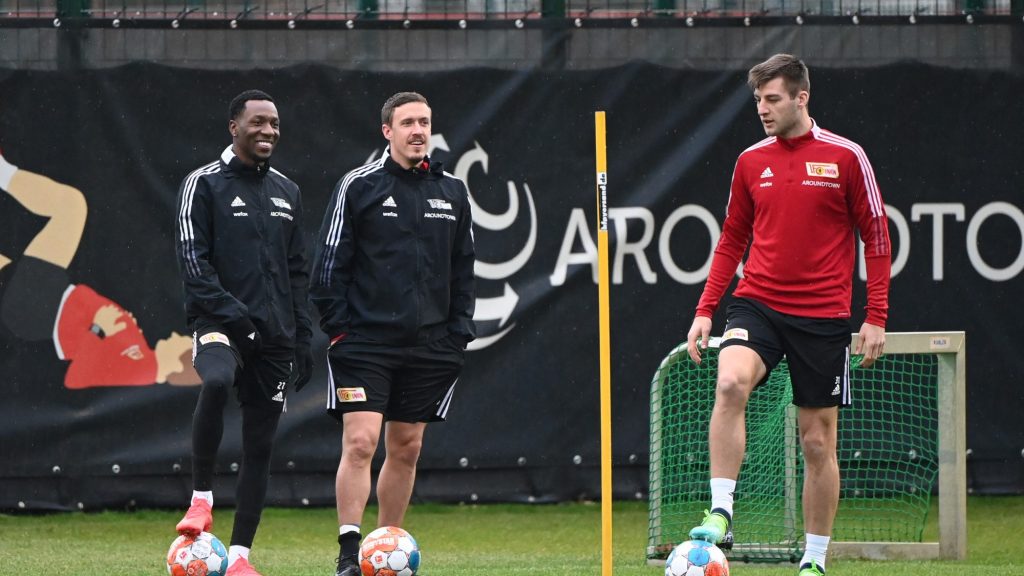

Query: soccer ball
[664,539,729,576]
[167,531,228,576]
[358,526,421,576]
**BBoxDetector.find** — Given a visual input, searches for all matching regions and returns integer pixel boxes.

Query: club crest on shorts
[722,328,749,341]
[198,332,231,346]
[337,387,367,402]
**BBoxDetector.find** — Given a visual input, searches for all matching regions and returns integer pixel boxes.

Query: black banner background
[0,63,1021,509]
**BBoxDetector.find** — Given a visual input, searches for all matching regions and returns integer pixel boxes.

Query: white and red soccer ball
[359,526,421,576]
[664,539,730,576]
[167,531,228,576]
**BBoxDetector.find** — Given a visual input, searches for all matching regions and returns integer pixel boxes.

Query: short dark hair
[747,54,810,97]
[381,92,429,126]
[229,89,275,121]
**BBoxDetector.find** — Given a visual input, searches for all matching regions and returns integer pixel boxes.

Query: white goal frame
[648,331,967,564]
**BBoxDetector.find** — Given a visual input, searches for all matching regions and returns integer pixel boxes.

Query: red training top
[696,121,891,327]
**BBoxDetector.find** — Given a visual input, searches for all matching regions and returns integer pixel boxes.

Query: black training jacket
[174,146,312,349]
[311,153,476,346]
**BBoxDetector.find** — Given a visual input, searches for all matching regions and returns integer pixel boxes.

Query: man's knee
[196,350,236,392]
[800,430,836,465]
[799,408,838,466]
[715,346,763,407]
[240,407,281,462]
[343,428,380,464]
[387,436,423,468]
[201,370,233,394]
[715,371,754,406]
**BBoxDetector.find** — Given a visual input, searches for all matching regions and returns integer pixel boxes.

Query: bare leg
[376,421,427,527]
[336,412,384,526]
[798,406,840,536]
[708,345,766,479]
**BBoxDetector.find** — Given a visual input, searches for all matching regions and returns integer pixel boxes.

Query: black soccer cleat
[335,555,360,576]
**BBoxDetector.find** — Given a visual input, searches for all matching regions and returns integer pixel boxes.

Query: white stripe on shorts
[325,355,336,411]
[436,380,457,420]
[843,345,852,405]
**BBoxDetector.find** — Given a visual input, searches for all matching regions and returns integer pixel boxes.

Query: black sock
[339,531,361,560]
[710,507,732,527]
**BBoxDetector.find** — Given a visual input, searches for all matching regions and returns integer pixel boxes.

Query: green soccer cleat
[688,509,733,550]
[798,561,826,576]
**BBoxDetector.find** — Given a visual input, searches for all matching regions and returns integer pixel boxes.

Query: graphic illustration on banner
[0,151,200,389]
[453,140,536,351]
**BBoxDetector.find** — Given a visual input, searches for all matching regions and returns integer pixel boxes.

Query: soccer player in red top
[685,54,891,576]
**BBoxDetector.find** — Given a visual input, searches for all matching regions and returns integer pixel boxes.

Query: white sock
[340,524,361,536]
[801,533,830,570]
[228,545,250,566]
[191,490,213,506]
[709,477,736,519]
[0,155,16,190]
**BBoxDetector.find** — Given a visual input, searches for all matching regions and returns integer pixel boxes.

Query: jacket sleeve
[846,148,891,327]
[288,187,313,348]
[174,174,248,325]
[310,175,357,340]
[448,179,476,341]
[695,157,753,319]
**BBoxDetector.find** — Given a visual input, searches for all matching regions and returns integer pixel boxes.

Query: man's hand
[687,316,713,365]
[855,322,886,368]
[291,343,314,392]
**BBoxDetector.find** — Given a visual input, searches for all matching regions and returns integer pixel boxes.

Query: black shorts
[720,297,852,408]
[192,326,293,411]
[326,334,465,423]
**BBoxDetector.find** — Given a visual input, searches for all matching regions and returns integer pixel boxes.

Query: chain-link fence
[1,0,1021,69]
[1,0,1018,20]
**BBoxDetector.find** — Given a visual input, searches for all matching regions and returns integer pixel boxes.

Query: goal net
[647,332,966,564]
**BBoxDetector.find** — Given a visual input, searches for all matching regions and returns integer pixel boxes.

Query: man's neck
[781,116,813,140]
[231,145,260,168]
[391,153,419,170]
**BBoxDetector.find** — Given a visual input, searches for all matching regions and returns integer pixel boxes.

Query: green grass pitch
[0,497,1021,575]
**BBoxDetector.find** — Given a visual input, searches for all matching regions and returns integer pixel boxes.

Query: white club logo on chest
[427,198,452,210]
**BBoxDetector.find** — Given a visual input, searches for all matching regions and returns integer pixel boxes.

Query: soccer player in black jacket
[173,89,313,576]
[311,92,475,576]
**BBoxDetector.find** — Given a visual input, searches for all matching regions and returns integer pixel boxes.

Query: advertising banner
[0,62,1020,508]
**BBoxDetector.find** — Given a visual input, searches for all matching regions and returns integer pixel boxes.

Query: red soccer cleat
[175,497,213,536]
[226,557,263,576]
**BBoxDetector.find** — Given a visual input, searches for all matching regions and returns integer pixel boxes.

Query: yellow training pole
[594,111,613,576]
